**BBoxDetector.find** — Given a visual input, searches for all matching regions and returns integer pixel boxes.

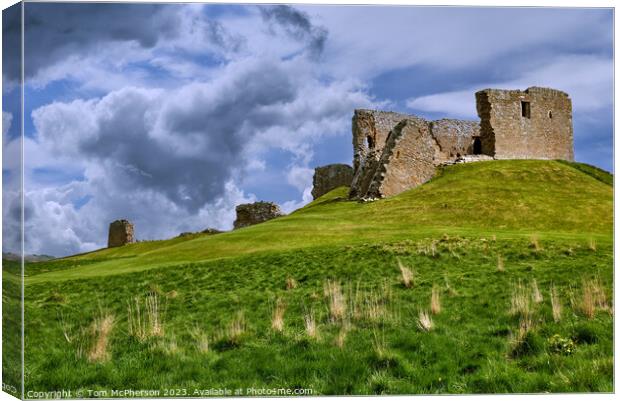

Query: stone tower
[108,219,135,248]
[475,87,574,161]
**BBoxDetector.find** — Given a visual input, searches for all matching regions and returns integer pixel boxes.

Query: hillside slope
[14,159,614,394]
[27,160,612,282]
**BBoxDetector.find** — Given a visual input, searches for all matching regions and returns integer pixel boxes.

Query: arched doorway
[473,137,482,155]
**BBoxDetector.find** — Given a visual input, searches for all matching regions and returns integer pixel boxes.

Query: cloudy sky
[2,3,613,256]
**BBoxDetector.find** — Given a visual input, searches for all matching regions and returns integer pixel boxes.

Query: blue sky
[2,3,614,256]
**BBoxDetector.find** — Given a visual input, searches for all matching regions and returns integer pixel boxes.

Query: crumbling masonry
[233,201,284,229]
[108,219,135,248]
[312,164,354,199]
[341,86,574,199]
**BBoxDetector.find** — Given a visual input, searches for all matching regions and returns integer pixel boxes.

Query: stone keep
[233,201,284,229]
[108,219,135,248]
[475,87,574,161]
[311,164,353,199]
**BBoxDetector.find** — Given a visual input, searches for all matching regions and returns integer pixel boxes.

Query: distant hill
[2,252,55,262]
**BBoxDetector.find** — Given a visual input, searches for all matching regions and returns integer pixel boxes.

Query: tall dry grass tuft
[324,280,346,322]
[127,292,166,341]
[160,336,179,355]
[430,241,437,257]
[335,321,350,348]
[417,310,433,332]
[145,293,164,336]
[550,283,562,323]
[271,298,286,332]
[592,276,609,311]
[588,238,597,252]
[497,254,505,272]
[444,274,457,296]
[303,311,317,338]
[286,277,297,290]
[530,235,542,252]
[348,281,395,324]
[189,327,210,353]
[531,279,543,304]
[88,314,115,363]
[365,290,389,323]
[58,310,73,344]
[513,314,534,344]
[577,276,609,318]
[397,258,414,288]
[349,282,362,321]
[372,329,387,358]
[509,281,532,319]
[381,279,393,303]
[228,311,246,343]
[430,285,441,315]
[580,281,595,319]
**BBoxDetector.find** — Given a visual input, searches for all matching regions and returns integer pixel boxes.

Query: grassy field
[4,160,614,395]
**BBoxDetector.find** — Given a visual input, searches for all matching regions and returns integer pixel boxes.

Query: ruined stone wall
[350,109,414,198]
[108,219,135,248]
[312,164,353,199]
[347,86,573,200]
[350,109,481,199]
[233,201,284,229]
[366,118,439,199]
[475,87,574,161]
[430,119,481,163]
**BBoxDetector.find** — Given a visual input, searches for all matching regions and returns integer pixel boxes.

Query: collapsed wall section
[366,118,439,199]
[350,109,482,199]
[350,110,414,198]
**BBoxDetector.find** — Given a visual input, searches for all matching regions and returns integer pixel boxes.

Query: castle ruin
[108,219,135,247]
[312,164,354,199]
[476,87,573,160]
[343,86,573,199]
[233,201,285,229]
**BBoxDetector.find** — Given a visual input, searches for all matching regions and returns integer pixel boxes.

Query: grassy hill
[26,160,612,281]
[6,160,614,395]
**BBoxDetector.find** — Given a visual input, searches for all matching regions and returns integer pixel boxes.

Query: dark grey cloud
[3,3,242,83]
[15,3,178,82]
[33,59,298,213]
[23,54,375,256]
[260,5,327,58]
[2,3,21,85]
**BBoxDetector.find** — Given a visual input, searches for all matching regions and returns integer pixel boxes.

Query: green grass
[9,160,614,395]
[557,160,613,186]
[27,160,612,282]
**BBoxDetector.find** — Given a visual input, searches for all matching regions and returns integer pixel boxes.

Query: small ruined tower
[312,164,353,199]
[107,219,135,248]
[233,202,284,229]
